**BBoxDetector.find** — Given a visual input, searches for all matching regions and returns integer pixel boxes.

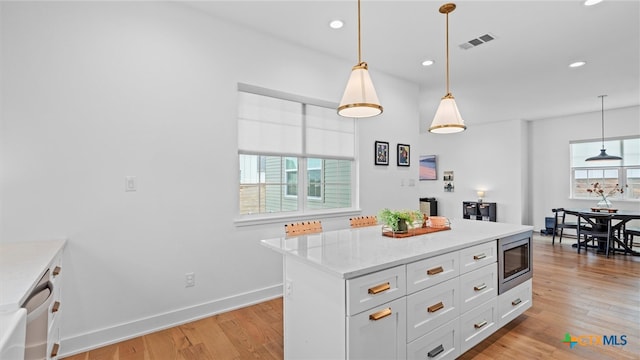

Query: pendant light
[338,0,383,118]
[429,3,466,134]
[585,95,622,161]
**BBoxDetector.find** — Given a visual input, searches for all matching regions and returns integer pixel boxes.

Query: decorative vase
[396,219,408,233]
[596,198,612,209]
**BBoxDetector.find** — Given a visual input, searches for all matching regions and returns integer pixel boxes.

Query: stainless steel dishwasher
[23,269,53,360]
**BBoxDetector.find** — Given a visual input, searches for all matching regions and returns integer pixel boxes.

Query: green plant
[378,208,423,231]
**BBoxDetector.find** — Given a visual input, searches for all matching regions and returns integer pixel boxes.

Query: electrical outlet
[185,272,195,287]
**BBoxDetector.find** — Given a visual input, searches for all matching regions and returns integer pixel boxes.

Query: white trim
[59,284,283,358]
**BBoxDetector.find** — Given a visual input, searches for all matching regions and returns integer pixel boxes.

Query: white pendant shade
[429,94,466,133]
[338,63,383,118]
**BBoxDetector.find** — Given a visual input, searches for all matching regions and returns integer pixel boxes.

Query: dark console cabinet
[463,201,496,222]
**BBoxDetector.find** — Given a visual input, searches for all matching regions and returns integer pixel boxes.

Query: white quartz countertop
[261,219,533,279]
[0,239,67,312]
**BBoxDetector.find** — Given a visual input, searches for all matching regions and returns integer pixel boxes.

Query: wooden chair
[284,221,322,237]
[349,216,378,228]
[551,208,578,245]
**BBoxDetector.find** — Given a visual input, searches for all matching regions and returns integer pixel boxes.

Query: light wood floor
[64,235,639,360]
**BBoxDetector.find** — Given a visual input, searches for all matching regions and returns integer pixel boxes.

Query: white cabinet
[347,265,406,316]
[406,278,459,342]
[459,263,497,314]
[264,225,534,360]
[460,297,498,353]
[0,240,66,360]
[347,297,407,360]
[46,252,64,359]
[407,319,460,360]
[498,278,532,326]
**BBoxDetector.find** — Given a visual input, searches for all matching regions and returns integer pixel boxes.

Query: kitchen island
[261,219,533,359]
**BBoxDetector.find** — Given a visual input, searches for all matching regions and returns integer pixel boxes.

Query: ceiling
[184,0,640,124]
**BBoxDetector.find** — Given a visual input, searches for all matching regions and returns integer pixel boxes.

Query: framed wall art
[375,141,389,165]
[397,144,410,167]
[419,155,437,180]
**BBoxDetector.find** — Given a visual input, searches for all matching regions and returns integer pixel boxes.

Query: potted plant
[379,208,423,233]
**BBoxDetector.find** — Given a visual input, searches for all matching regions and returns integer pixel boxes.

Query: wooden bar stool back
[285,221,323,237]
[349,216,378,228]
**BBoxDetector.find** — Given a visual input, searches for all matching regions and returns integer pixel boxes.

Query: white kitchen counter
[0,239,67,312]
[261,219,533,279]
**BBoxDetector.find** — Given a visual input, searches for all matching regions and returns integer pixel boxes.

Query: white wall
[529,105,640,231]
[416,115,528,225]
[0,2,420,356]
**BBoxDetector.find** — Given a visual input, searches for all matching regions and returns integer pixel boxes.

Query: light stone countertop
[261,219,533,279]
[0,239,67,312]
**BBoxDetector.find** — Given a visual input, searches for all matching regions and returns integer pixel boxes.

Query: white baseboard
[60,284,283,357]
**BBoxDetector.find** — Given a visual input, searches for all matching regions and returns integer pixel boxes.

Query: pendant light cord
[357,0,362,64]
[600,95,606,148]
[445,11,450,95]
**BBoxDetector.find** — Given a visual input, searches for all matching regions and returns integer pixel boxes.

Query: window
[570,136,640,200]
[237,85,356,217]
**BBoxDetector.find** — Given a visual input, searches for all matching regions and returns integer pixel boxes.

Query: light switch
[125,176,137,192]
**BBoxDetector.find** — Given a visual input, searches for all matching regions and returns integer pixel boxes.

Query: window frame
[235,84,360,226]
[569,136,640,201]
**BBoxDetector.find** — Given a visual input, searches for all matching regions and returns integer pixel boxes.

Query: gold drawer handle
[368,282,390,295]
[427,266,444,275]
[512,298,522,306]
[473,254,486,260]
[52,301,60,313]
[427,302,444,313]
[53,266,62,276]
[474,320,488,329]
[369,307,392,321]
[51,343,60,357]
[474,283,487,291]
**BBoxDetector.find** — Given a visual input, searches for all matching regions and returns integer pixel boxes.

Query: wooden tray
[382,226,451,238]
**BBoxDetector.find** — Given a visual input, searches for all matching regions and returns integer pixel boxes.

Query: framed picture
[397,144,410,166]
[374,141,389,165]
[419,155,437,180]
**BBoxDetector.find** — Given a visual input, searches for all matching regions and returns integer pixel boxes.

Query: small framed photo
[397,144,410,166]
[374,141,389,165]
[419,155,437,180]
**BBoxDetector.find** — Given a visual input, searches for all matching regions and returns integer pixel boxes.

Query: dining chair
[284,220,322,237]
[576,212,614,257]
[349,215,378,228]
[623,226,640,250]
[551,208,578,245]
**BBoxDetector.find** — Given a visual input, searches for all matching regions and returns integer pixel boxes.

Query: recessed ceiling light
[422,60,435,66]
[569,61,587,68]
[329,20,344,29]
[584,0,603,6]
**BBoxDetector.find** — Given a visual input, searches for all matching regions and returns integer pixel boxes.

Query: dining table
[564,208,640,256]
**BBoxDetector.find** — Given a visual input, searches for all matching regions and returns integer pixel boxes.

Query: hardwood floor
[63,235,639,360]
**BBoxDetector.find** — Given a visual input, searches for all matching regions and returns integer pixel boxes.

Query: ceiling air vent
[459,33,496,50]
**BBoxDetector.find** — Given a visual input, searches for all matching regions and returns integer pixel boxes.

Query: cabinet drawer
[459,241,496,274]
[407,318,460,360]
[498,278,532,326]
[459,263,497,314]
[406,251,459,294]
[347,265,406,315]
[406,277,459,342]
[460,298,498,354]
[347,297,406,360]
